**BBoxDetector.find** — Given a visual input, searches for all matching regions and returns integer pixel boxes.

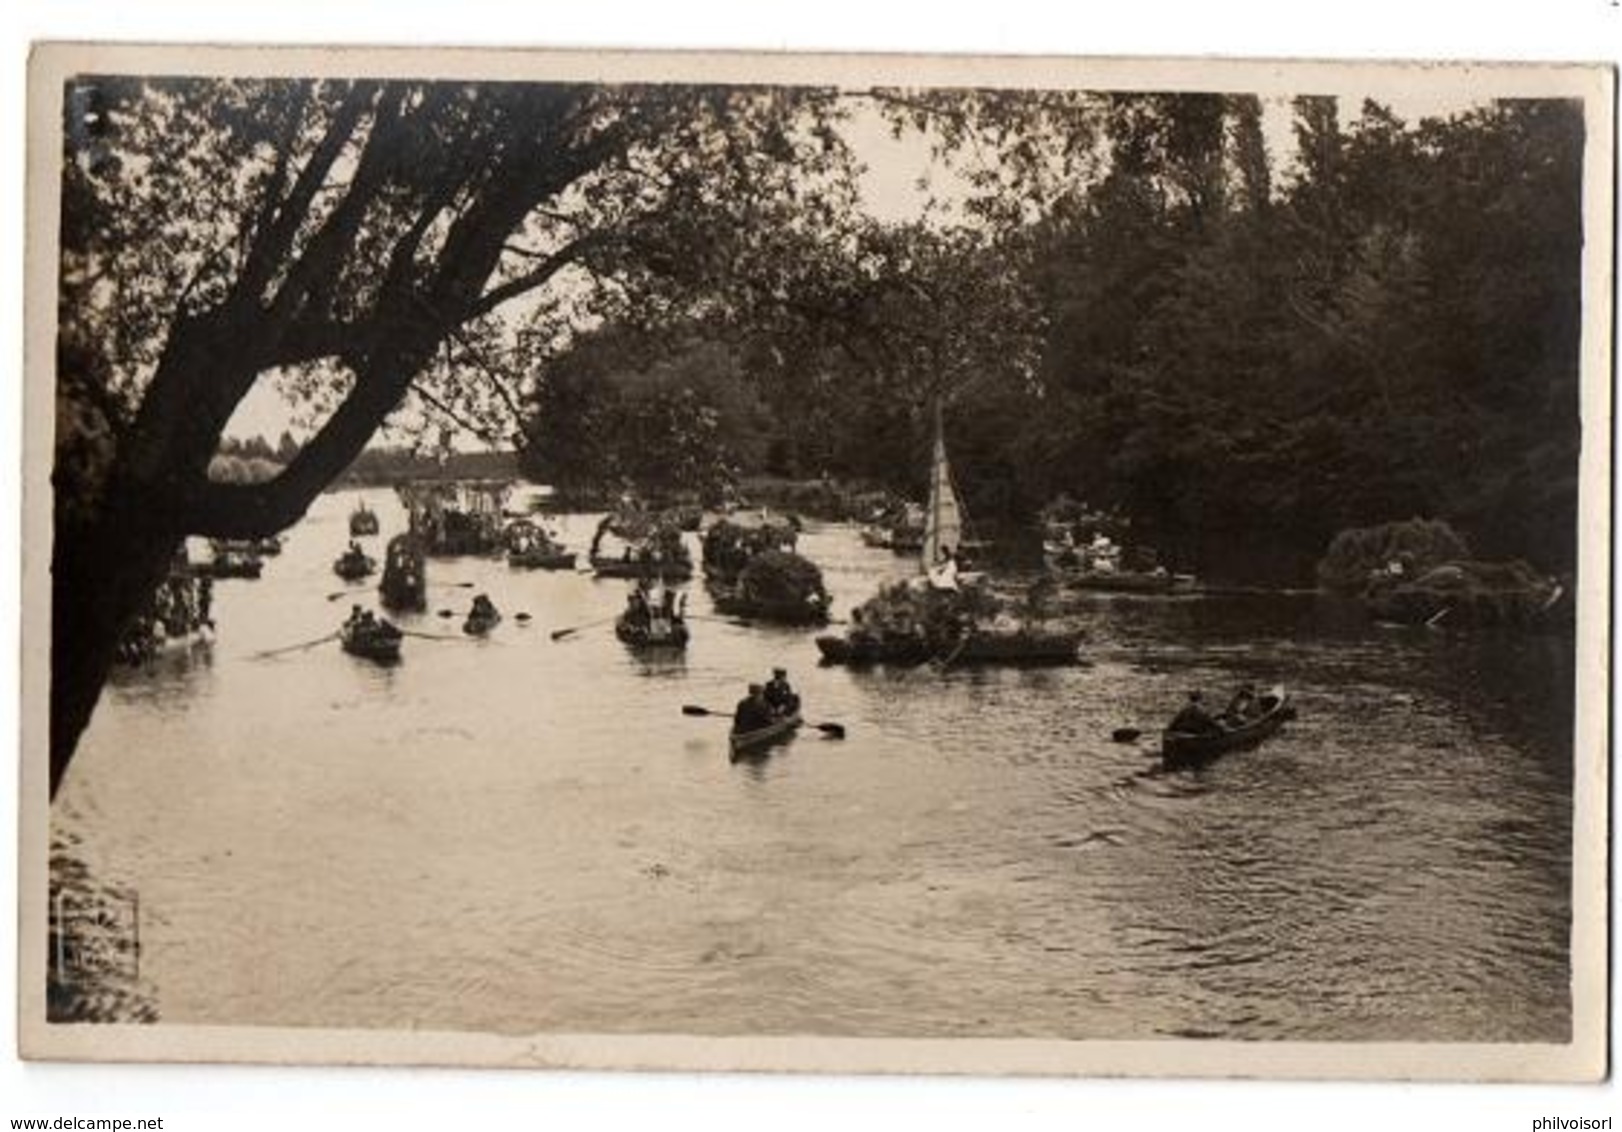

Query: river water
[53,489,1575,1041]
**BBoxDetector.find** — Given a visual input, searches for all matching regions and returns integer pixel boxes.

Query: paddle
[551,616,617,641]
[680,704,846,739]
[251,632,338,659]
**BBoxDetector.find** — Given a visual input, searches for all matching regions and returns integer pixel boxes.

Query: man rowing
[733,683,774,732]
[1167,691,1224,737]
[763,667,800,716]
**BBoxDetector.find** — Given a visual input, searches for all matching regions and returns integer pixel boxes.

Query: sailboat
[816,398,1081,667]
[921,399,978,588]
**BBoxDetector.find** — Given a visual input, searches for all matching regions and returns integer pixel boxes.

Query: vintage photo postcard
[19,43,1613,1080]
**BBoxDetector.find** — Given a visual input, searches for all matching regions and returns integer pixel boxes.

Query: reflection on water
[54,490,1573,1040]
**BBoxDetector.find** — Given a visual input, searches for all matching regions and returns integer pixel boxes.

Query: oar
[251,632,338,659]
[680,704,846,739]
[429,581,477,589]
[551,616,617,641]
[398,628,461,641]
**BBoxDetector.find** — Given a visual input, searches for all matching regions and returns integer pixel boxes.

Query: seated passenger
[734,684,774,732]
[1224,684,1258,722]
[763,667,799,715]
[1168,691,1224,736]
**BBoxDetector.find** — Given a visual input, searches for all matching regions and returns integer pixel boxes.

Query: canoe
[729,711,802,759]
[340,621,402,663]
[1161,684,1291,769]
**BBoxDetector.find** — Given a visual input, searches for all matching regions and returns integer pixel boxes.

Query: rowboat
[333,548,377,580]
[590,555,695,580]
[1161,684,1291,769]
[614,613,689,649]
[379,534,427,612]
[711,586,830,626]
[199,550,263,579]
[508,546,577,570]
[729,711,801,759]
[340,619,402,663]
[463,609,502,636]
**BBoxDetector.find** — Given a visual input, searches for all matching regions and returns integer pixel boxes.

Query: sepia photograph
[18,43,1611,1082]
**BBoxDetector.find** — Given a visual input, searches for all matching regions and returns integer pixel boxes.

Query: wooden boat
[200,549,263,579]
[340,618,402,663]
[379,534,427,612]
[711,586,830,626]
[349,503,380,537]
[1161,685,1291,769]
[504,519,576,570]
[614,613,690,649]
[333,547,377,580]
[590,555,694,581]
[729,711,802,759]
[1052,567,1183,593]
[463,606,502,636]
[508,545,577,570]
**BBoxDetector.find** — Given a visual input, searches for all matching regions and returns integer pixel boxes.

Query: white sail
[921,403,964,574]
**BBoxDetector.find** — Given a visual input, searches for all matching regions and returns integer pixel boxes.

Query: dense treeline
[1001,95,1584,582]
[518,95,1584,584]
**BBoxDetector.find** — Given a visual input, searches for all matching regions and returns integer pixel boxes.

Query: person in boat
[1223,684,1258,723]
[346,604,366,630]
[763,667,800,716]
[470,593,499,621]
[626,586,649,627]
[928,545,961,592]
[1168,691,1224,736]
[734,683,774,733]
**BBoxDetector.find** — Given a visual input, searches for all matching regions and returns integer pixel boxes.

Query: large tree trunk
[49,493,185,798]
